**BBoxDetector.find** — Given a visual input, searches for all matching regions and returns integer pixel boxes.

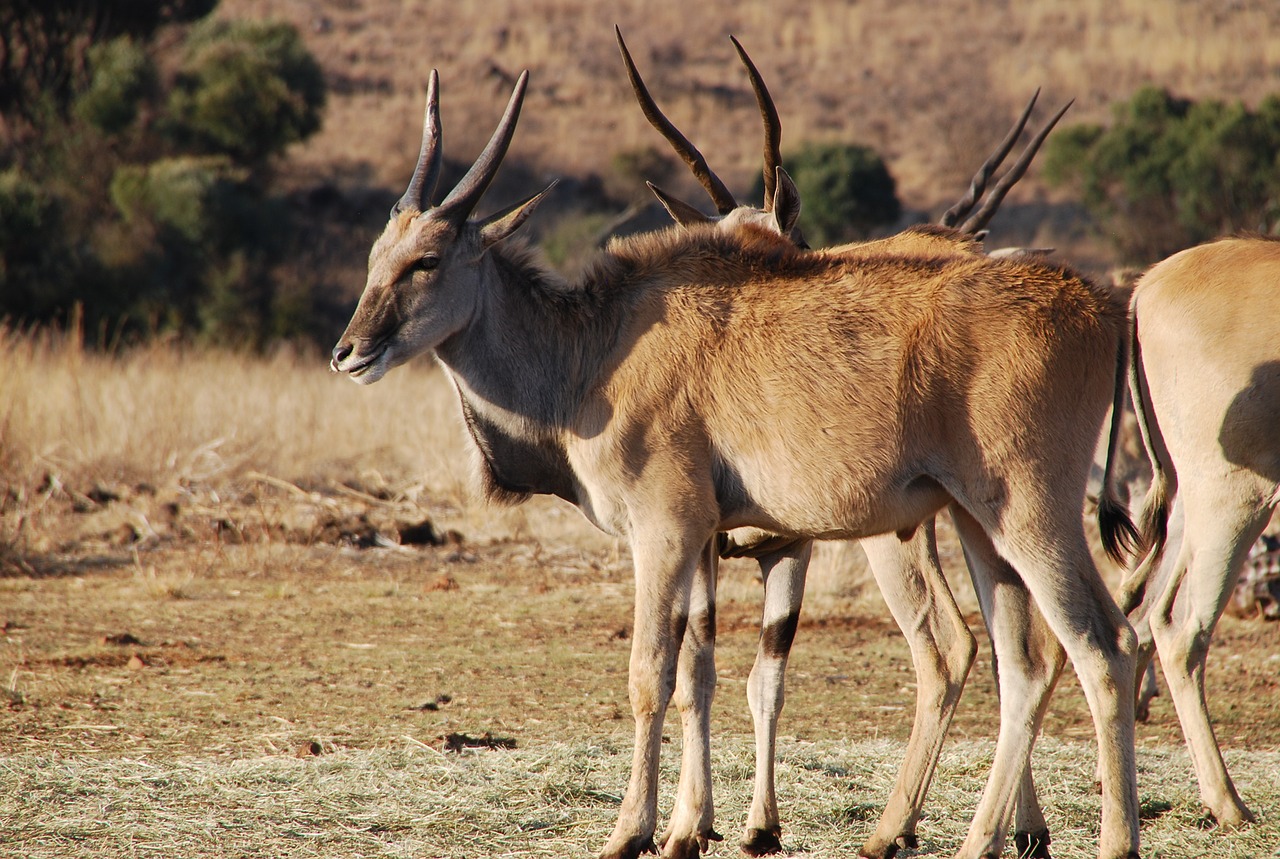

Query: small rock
[100,633,144,647]
[296,740,323,757]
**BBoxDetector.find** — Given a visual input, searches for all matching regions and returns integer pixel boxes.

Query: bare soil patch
[3,475,1278,763]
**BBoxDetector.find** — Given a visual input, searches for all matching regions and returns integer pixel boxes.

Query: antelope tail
[1128,308,1174,567]
[1097,320,1142,566]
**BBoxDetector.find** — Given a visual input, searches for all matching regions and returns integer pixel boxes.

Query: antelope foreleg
[662,541,724,858]
[601,522,711,859]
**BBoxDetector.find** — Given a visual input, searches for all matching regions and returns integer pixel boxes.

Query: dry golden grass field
[2,326,1279,858]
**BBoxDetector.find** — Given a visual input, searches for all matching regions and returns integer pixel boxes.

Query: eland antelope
[331,70,1142,859]
[1099,234,1280,829]
[618,28,1072,857]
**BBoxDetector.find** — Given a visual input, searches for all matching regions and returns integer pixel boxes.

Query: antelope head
[331,70,552,385]
[615,28,805,246]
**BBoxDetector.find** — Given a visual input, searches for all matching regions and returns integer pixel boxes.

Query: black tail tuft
[1098,489,1141,566]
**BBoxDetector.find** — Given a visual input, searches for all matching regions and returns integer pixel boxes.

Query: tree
[0,0,216,131]
[165,19,325,166]
[0,2,331,346]
[1044,86,1280,264]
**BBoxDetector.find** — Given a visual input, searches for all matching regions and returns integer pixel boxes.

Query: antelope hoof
[599,834,659,859]
[1013,829,1051,858]
[740,825,783,856]
[661,829,723,859]
[895,833,919,850]
[1202,804,1257,830]
[856,839,899,859]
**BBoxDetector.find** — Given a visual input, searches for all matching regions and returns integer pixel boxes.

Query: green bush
[0,5,333,348]
[74,37,157,134]
[1044,86,1280,263]
[753,142,901,246]
[110,155,252,248]
[166,19,326,164]
[0,169,85,320]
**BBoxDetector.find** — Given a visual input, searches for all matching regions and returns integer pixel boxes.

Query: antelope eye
[414,255,440,273]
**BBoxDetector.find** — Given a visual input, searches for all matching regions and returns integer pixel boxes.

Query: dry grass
[0,323,614,557]
[1,740,1278,858]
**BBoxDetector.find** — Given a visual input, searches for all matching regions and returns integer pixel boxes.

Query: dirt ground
[4,477,1278,765]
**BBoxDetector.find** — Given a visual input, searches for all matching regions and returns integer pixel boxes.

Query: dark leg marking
[760,612,800,660]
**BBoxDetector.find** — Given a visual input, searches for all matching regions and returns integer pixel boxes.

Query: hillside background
[218,0,1280,290]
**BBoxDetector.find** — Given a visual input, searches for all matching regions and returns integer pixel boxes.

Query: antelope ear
[647,181,715,228]
[479,181,557,247]
[771,167,801,237]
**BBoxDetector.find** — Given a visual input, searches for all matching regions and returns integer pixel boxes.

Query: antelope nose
[331,342,353,369]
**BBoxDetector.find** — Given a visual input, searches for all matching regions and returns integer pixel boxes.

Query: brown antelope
[617,29,1072,857]
[1099,235,1280,829]
[331,70,1142,859]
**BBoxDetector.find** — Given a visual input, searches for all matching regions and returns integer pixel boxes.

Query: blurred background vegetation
[1044,86,1280,264]
[2,1,1279,351]
[0,0,330,348]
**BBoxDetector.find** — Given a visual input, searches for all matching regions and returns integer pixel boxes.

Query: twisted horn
[395,69,442,216]
[940,89,1040,229]
[615,26,737,215]
[436,70,530,223]
[729,36,782,212]
[957,98,1073,235]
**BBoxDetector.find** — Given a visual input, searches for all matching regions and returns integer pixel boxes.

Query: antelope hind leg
[857,522,977,859]
[741,538,812,856]
[1147,491,1266,829]
[949,508,1066,859]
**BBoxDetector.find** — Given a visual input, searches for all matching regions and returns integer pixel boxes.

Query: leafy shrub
[0,0,217,125]
[608,146,679,204]
[166,19,326,164]
[0,169,84,319]
[74,37,157,134]
[1044,86,1280,263]
[758,142,901,246]
[1,6,332,348]
[110,155,252,248]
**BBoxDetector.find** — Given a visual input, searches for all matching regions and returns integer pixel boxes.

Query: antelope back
[575,224,1125,537]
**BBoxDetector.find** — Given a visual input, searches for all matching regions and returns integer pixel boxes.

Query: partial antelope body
[332,70,1143,859]
[1232,533,1280,620]
[618,28,1073,857]
[1102,234,1280,829]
